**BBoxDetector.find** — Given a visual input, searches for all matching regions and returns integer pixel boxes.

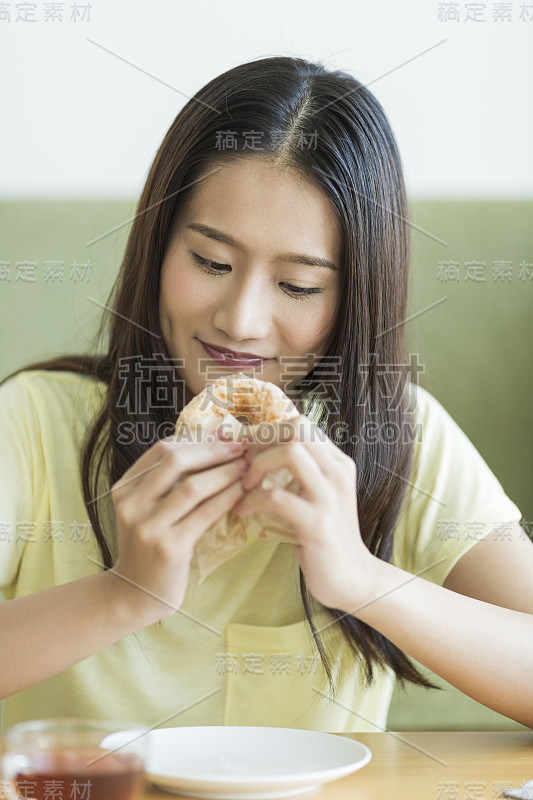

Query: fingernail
[237,459,250,472]
[227,440,243,452]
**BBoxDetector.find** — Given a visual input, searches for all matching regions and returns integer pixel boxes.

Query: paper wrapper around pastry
[174,373,302,584]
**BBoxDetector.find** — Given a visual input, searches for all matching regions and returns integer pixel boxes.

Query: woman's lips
[199,340,272,368]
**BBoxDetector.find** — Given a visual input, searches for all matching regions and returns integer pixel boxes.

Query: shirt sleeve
[391,384,523,586]
[0,373,42,592]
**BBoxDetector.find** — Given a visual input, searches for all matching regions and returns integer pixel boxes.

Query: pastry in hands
[174,372,301,583]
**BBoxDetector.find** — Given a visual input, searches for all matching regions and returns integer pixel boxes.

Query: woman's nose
[212,277,272,343]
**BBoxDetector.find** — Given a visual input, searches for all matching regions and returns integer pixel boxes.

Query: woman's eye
[190,252,323,300]
[191,252,229,273]
[280,283,323,299]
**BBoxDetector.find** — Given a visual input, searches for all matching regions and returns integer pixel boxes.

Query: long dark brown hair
[2,55,439,694]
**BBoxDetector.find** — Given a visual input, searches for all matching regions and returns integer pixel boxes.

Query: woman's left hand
[234,414,377,612]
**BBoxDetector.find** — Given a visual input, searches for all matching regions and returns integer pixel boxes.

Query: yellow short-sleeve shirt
[0,371,522,734]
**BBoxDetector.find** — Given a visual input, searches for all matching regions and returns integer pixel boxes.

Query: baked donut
[174,372,301,583]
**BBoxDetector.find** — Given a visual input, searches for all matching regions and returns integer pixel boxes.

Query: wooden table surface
[2,731,532,799]
[143,731,533,800]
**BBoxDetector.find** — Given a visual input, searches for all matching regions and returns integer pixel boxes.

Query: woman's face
[159,157,342,404]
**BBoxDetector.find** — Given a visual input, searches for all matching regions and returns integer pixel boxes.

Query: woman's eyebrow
[187,222,338,272]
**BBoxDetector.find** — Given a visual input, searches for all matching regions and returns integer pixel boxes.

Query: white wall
[0,0,531,198]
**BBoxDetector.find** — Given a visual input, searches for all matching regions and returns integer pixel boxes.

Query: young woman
[1,55,532,734]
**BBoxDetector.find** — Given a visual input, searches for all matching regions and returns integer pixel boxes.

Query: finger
[151,456,249,527]
[142,438,248,503]
[175,478,247,548]
[242,440,326,502]
[292,415,352,477]
[113,438,246,504]
[111,439,171,500]
[236,485,310,536]
[245,414,346,483]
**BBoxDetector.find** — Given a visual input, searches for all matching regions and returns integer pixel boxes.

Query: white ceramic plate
[145,726,372,799]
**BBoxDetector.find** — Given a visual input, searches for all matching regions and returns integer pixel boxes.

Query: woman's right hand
[109,435,250,625]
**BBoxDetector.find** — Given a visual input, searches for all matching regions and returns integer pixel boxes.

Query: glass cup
[0,717,149,800]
